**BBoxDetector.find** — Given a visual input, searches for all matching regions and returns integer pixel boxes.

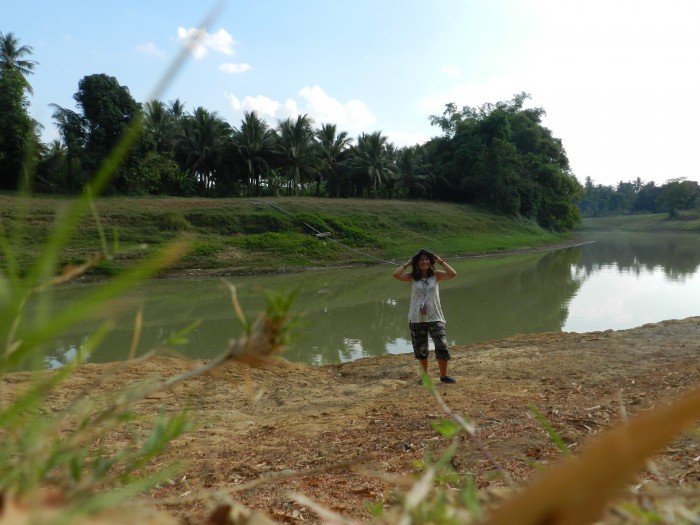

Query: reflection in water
[563,232,700,333]
[574,232,700,280]
[44,342,86,369]
[27,232,700,369]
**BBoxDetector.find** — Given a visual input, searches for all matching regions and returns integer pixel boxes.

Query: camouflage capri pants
[409,321,450,361]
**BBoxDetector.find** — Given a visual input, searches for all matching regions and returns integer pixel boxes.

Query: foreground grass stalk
[485,383,700,525]
[0,277,297,521]
[425,374,513,487]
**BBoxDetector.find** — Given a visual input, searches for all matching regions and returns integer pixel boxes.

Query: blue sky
[6,0,700,187]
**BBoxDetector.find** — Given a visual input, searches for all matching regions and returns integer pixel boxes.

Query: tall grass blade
[529,404,571,456]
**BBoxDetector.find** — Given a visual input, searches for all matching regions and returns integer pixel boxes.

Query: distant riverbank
[0,194,572,278]
[577,209,700,232]
[3,193,695,280]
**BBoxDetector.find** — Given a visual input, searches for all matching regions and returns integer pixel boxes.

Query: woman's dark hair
[410,248,435,281]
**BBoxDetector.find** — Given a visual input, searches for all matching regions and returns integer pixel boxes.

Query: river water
[38,231,700,368]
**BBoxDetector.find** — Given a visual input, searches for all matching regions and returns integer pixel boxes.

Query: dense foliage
[579,176,700,218]
[0,32,37,190]
[425,93,583,231]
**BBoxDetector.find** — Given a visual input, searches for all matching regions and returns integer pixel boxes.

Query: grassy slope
[1,194,573,276]
[9,195,700,277]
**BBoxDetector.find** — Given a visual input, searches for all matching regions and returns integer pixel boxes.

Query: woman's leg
[437,358,448,377]
[420,358,429,372]
[410,323,430,377]
[430,322,454,381]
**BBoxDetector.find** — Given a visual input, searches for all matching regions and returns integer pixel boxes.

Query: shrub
[156,211,190,231]
[231,232,336,258]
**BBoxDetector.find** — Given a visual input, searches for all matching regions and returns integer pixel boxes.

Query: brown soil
[4,317,700,524]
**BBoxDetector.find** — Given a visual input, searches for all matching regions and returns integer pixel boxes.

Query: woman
[392,248,458,384]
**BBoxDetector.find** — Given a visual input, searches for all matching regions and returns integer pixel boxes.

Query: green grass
[0,194,574,276]
[578,210,700,232]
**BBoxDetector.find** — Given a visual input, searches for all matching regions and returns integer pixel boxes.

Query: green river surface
[30,231,700,368]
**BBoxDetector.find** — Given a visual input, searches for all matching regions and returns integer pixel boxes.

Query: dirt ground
[4,317,700,524]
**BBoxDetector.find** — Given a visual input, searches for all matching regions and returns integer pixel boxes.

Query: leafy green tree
[577,176,597,217]
[141,100,193,195]
[632,181,662,213]
[594,184,616,216]
[168,98,186,120]
[350,131,396,198]
[632,177,643,193]
[613,181,636,213]
[73,74,140,164]
[175,107,231,194]
[232,111,275,196]
[144,100,177,154]
[529,161,582,230]
[127,151,186,195]
[0,32,37,95]
[396,145,432,198]
[657,178,700,217]
[427,93,582,230]
[581,177,696,217]
[481,137,522,215]
[0,69,34,190]
[141,98,205,195]
[275,114,319,196]
[428,101,474,139]
[34,139,67,191]
[0,33,37,190]
[68,74,148,193]
[506,98,582,226]
[463,104,522,213]
[49,104,85,192]
[315,123,351,197]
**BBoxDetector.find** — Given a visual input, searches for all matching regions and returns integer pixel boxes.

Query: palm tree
[175,107,231,194]
[232,111,275,195]
[315,123,351,197]
[50,103,85,192]
[168,99,186,120]
[276,115,320,196]
[45,138,66,156]
[350,131,396,198]
[144,100,176,153]
[0,32,37,94]
[396,145,432,198]
[632,176,644,194]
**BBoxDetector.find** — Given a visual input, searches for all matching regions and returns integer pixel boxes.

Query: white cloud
[298,85,375,132]
[225,93,280,119]
[177,27,236,59]
[421,76,526,115]
[177,27,207,59]
[441,65,459,78]
[219,62,252,74]
[386,130,431,149]
[283,98,299,118]
[135,41,165,58]
[225,85,376,133]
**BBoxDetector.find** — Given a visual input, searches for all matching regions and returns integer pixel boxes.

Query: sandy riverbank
[4,317,700,523]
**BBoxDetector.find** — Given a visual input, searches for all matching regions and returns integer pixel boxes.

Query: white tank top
[408,275,446,323]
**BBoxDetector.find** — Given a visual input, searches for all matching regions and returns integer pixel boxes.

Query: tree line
[578,176,700,218]
[3,31,593,231]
